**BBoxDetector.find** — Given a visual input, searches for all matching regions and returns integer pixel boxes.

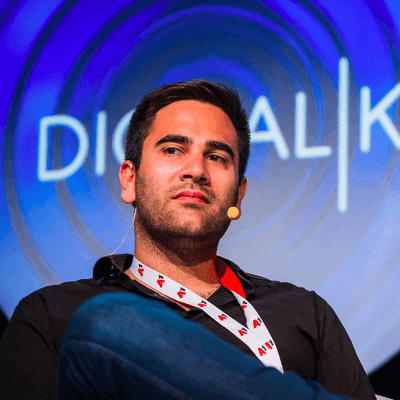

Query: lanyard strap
[130,258,283,373]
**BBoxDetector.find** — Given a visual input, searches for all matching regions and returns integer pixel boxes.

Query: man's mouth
[173,191,209,204]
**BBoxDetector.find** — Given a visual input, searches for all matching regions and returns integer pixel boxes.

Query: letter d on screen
[38,115,89,182]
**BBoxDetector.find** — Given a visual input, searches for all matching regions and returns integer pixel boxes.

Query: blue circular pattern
[1,0,400,373]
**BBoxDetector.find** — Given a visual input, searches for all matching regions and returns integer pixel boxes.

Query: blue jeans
[58,293,351,400]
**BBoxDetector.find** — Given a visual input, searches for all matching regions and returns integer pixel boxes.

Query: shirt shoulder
[20,252,135,311]
[19,277,99,311]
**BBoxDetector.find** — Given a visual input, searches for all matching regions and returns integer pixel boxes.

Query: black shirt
[0,254,375,400]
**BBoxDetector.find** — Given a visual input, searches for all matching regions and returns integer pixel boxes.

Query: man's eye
[208,154,226,163]
[164,147,181,155]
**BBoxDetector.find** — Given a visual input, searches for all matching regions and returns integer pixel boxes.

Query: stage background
[1,1,399,397]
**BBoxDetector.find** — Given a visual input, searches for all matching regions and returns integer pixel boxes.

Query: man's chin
[166,214,230,241]
[167,220,210,238]
[137,204,231,243]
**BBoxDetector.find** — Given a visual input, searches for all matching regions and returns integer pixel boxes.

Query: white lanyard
[131,258,283,373]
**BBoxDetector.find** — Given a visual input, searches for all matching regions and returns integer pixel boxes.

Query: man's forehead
[147,100,239,146]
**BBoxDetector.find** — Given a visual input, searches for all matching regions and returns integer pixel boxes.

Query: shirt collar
[92,253,255,297]
[218,256,255,297]
[92,253,133,280]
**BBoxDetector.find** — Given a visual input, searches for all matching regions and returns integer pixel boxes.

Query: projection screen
[1,0,400,374]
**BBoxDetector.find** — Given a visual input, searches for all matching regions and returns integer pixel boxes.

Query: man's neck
[129,231,222,299]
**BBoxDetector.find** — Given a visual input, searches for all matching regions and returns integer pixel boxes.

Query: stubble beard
[134,174,237,249]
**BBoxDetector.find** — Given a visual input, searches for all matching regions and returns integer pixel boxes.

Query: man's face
[120,100,247,245]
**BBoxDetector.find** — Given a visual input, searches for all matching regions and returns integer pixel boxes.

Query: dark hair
[124,80,250,183]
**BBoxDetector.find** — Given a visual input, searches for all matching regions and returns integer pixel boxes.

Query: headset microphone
[227,206,240,220]
[110,205,238,255]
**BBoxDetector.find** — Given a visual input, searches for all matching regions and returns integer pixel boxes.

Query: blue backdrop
[1,0,400,374]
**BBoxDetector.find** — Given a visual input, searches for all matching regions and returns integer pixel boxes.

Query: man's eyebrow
[154,135,235,160]
[155,134,192,147]
[206,140,235,160]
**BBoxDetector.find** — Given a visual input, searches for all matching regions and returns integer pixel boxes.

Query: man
[0,80,375,400]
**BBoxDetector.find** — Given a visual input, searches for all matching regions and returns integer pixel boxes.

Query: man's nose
[179,154,210,184]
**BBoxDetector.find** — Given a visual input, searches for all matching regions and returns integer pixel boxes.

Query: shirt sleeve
[315,298,376,400]
[0,296,59,400]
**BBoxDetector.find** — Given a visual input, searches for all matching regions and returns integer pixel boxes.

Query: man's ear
[236,177,247,207]
[119,161,136,204]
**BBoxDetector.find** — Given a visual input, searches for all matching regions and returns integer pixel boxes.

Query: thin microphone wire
[109,207,136,255]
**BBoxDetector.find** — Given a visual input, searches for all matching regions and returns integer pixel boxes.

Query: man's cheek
[158,165,176,177]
